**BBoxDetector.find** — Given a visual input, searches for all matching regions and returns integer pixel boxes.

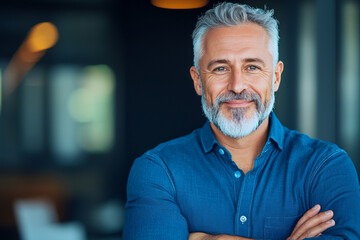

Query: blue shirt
[123,113,360,240]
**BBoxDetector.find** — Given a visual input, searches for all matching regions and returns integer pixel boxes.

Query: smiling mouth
[224,100,253,108]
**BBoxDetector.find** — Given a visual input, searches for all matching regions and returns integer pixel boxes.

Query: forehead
[201,23,271,61]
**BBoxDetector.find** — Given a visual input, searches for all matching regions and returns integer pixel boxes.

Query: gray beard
[201,88,275,138]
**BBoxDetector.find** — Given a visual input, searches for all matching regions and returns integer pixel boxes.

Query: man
[123,2,360,239]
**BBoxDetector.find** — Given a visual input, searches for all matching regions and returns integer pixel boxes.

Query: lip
[224,100,253,108]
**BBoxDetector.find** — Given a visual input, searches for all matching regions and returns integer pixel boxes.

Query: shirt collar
[199,111,285,153]
[268,112,284,151]
[199,121,219,153]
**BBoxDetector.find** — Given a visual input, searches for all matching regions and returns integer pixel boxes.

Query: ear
[190,66,202,96]
[273,61,284,92]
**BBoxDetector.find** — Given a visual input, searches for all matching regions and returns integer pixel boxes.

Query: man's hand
[287,204,335,240]
[188,232,252,240]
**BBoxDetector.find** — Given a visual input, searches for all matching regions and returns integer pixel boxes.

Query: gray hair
[192,2,279,70]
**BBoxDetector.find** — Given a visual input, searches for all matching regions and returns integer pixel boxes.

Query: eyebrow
[243,58,265,65]
[207,58,266,69]
[207,59,230,69]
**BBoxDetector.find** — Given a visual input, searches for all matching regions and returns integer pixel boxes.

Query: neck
[210,117,270,174]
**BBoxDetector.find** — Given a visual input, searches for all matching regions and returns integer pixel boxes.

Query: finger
[188,232,209,240]
[292,205,321,233]
[290,210,334,239]
[298,219,335,240]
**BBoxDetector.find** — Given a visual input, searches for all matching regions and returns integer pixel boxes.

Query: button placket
[235,170,256,235]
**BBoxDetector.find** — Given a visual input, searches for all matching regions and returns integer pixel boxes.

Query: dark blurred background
[0,0,359,239]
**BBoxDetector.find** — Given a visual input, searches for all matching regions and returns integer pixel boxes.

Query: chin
[215,111,261,138]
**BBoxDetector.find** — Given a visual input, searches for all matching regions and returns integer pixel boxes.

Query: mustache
[215,91,262,109]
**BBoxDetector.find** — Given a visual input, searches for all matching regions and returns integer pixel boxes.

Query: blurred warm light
[18,44,45,63]
[27,22,59,52]
[3,22,58,98]
[151,0,209,9]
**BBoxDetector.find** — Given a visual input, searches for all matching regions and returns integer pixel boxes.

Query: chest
[174,152,310,239]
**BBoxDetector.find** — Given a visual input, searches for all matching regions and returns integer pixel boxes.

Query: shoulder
[151,129,201,154]
[135,127,203,167]
[279,128,359,191]
[127,127,204,195]
[283,127,345,159]
[281,127,354,179]
[270,113,345,161]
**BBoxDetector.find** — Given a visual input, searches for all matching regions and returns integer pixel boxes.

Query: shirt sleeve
[122,153,189,240]
[305,149,360,239]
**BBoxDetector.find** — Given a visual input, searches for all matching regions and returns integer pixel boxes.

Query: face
[190,23,283,138]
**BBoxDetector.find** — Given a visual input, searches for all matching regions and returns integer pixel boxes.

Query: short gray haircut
[192,2,279,70]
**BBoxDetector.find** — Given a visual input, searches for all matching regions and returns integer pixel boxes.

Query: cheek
[253,71,273,91]
[250,80,273,103]
[203,87,218,105]
[203,80,228,104]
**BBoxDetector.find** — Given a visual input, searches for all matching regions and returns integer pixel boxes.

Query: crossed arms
[123,151,360,240]
[189,204,335,240]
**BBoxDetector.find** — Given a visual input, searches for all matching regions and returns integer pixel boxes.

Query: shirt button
[240,215,247,223]
[219,148,225,155]
[234,171,241,178]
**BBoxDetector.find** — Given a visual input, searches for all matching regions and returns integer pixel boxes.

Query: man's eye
[214,67,226,72]
[247,65,259,71]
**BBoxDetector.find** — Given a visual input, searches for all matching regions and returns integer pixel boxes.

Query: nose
[228,68,247,94]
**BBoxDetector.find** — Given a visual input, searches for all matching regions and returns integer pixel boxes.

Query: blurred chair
[14,199,86,240]
[0,175,83,239]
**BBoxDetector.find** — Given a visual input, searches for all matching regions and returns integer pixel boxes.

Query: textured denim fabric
[123,112,360,240]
